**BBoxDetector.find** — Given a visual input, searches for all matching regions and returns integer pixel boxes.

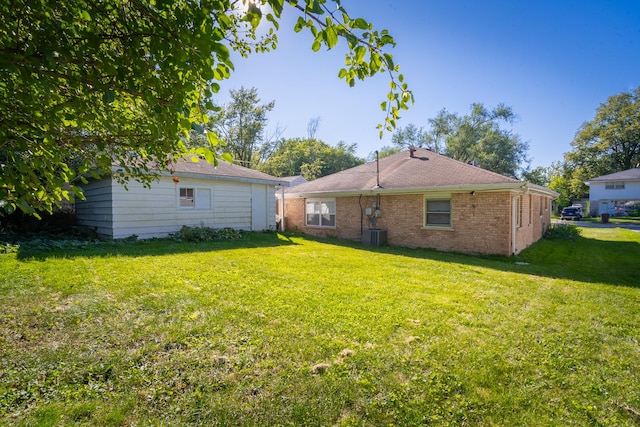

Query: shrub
[172,226,243,242]
[544,223,581,240]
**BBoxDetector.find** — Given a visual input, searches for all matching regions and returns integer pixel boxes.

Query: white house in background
[75,158,285,239]
[585,168,640,216]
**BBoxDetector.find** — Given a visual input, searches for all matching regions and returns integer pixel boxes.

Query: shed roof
[167,158,285,185]
[285,148,527,196]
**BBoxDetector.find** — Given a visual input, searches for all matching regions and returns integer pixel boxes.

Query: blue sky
[219,0,640,169]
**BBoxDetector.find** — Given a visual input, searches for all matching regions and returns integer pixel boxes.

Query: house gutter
[105,165,286,187]
[285,182,559,199]
[284,182,558,199]
[158,170,286,187]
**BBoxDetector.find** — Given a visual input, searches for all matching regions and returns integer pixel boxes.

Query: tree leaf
[354,46,366,63]
[103,88,115,104]
[206,131,220,147]
[352,18,369,30]
[266,13,279,30]
[312,38,322,52]
[221,152,233,163]
[325,26,338,49]
[294,16,305,32]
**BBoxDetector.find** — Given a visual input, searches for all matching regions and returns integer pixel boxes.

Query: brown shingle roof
[170,158,285,185]
[286,148,520,195]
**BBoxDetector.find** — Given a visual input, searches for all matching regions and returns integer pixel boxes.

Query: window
[425,199,451,226]
[516,195,522,228]
[305,199,336,227]
[539,195,543,216]
[179,188,194,207]
[605,182,625,190]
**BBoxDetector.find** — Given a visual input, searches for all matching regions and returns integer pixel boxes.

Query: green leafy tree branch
[0,0,412,216]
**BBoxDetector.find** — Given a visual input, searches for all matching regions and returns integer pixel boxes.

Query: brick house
[280,148,558,256]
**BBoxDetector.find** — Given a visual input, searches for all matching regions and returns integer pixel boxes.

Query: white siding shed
[76,159,284,239]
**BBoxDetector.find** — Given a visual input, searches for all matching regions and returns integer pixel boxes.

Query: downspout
[376,150,380,188]
[358,194,364,234]
[280,185,286,231]
[511,194,517,255]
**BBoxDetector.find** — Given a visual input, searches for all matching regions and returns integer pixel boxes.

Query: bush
[172,226,243,242]
[629,205,640,217]
[0,210,77,235]
[544,224,581,240]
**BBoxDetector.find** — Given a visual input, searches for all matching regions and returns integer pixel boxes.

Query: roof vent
[409,146,417,158]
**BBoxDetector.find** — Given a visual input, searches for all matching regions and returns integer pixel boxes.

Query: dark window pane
[427,213,450,225]
[322,214,335,226]
[306,214,320,225]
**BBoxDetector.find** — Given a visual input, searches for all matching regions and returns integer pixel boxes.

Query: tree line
[188,87,364,180]
[208,87,535,182]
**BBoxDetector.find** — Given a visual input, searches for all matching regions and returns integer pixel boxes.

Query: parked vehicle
[561,207,582,221]
[571,204,584,217]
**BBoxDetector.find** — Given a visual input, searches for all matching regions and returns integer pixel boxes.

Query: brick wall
[284,191,555,256]
[513,193,553,254]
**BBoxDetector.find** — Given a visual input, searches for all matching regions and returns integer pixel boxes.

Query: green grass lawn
[2,228,640,426]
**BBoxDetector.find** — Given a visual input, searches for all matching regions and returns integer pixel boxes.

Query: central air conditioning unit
[362,228,387,247]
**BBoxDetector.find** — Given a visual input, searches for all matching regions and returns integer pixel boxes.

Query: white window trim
[423,196,453,230]
[605,182,625,190]
[179,187,195,209]
[305,198,336,228]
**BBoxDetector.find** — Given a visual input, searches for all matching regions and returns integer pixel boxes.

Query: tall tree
[547,161,574,208]
[443,103,529,178]
[307,117,321,140]
[0,0,412,217]
[521,166,550,187]
[391,123,429,149]
[564,86,640,196]
[425,109,457,154]
[392,103,530,178]
[258,138,363,180]
[211,87,275,168]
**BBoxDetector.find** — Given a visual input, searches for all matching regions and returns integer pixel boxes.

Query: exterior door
[251,184,268,231]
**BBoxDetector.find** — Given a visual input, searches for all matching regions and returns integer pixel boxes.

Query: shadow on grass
[10,229,640,288]
[13,231,299,261]
[300,230,640,289]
